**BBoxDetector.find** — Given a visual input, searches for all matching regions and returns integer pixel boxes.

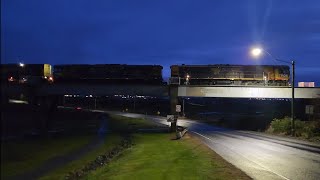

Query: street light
[251,48,262,57]
[250,47,296,136]
[185,74,190,85]
[19,63,24,67]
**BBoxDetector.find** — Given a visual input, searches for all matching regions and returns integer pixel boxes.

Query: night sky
[1,0,320,84]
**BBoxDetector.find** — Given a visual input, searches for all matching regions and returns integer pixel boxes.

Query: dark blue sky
[1,0,320,84]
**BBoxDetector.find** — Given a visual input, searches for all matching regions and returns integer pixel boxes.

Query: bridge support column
[169,85,178,132]
[31,95,59,136]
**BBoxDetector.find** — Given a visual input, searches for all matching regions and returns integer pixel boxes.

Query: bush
[269,117,320,139]
[294,120,305,137]
[270,117,292,135]
[301,121,320,139]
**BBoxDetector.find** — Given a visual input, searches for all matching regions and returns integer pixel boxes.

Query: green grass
[1,112,158,179]
[39,134,122,180]
[108,114,160,132]
[2,112,250,180]
[1,135,93,179]
[38,114,161,179]
[86,133,250,180]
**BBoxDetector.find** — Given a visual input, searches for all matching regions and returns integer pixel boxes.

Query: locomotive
[1,63,53,84]
[53,64,164,84]
[170,64,290,86]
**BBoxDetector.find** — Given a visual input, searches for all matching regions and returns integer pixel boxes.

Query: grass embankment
[1,135,92,179]
[87,133,250,180]
[0,111,157,179]
[2,109,251,180]
[107,114,160,132]
[1,106,103,179]
[38,114,158,179]
[39,114,161,179]
[39,134,122,180]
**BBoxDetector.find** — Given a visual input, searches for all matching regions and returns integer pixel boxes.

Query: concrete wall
[3,83,169,97]
[39,84,169,96]
[178,86,320,99]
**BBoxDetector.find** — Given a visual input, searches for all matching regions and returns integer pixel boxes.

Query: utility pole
[183,98,185,117]
[133,95,136,112]
[169,85,178,132]
[250,47,296,136]
[291,60,295,136]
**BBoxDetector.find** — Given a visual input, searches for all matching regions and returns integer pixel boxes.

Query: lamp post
[182,98,185,117]
[250,47,295,136]
[185,74,190,85]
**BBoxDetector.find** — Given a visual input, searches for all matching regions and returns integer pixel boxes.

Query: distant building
[298,82,315,87]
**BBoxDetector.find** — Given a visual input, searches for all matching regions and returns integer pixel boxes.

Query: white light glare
[251,48,262,57]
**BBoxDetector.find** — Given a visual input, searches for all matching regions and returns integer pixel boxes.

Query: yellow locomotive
[170,64,290,86]
[1,63,53,84]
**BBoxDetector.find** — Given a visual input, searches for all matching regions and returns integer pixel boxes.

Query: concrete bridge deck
[2,83,320,99]
[178,86,320,98]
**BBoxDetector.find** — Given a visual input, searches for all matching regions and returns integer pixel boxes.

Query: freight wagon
[53,64,164,84]
[170,64,290,86]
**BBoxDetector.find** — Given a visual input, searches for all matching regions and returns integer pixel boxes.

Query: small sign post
[305,105,314,115]
[176,105,181,112]
[167,115,174,122]
[305,105,314,121]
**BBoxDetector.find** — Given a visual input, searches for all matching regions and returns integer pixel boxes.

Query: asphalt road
[103,111,320,180]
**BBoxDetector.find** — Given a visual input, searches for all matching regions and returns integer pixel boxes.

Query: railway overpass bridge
[176,86,320,98]
[1,83,168,97]
[2,83,320,102]
[2,82,320,131]
[2,83,320,114]
[168,85,320,114]
[2,82,320,98]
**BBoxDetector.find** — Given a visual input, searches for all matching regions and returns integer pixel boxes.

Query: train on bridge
[1,63,53,84]
[2,63,291,86]
[53,64,163,84]
[1,64,164,85]
[170,64,290,86]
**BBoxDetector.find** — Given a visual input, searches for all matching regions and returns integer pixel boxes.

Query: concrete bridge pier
[169,85,178,132]
[28,95,60,136]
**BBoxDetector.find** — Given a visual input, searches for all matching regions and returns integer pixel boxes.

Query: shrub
[270,117,292,135]
[294,120,305,137]
[269,117,320,139]
[302,121,320,139]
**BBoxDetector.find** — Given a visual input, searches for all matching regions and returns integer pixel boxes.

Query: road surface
[102,111,320,180]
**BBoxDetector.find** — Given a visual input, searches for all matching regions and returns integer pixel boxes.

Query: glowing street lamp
[250,47,296,136]
[251,48,262,57]
[185,74,190,85]
[19,63,24,67]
